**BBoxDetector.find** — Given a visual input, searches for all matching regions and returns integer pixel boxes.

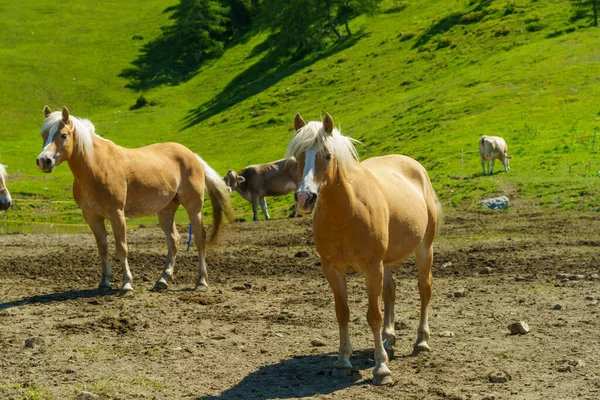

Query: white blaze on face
[38,124,59,160]
[296,149,317,210]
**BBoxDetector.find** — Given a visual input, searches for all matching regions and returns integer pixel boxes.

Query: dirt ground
[0,204,599,400]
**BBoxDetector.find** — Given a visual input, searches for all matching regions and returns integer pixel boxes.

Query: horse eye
[61,133,68,139]
[325,153,332,161]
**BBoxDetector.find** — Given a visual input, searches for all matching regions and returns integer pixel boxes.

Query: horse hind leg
[382,266,397,357]
[414,243,433,353]
[153,201,181,291]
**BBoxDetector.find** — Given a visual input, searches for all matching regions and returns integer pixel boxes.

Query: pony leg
[251,196,259,221]
[481,157,486,175]
[153,201,181,291]
[382,266,396,357]
[490,159,495,174]
[414,244,433,353]
[83,213,112,290]
[365,262,393,385]
[109,210,133,295]
[186,208,209,290]
[322,261,353,376]
[259,197,270,220]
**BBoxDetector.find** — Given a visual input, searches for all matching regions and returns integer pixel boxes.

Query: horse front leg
[366,262,393,386]
[251,196,259,221]
[259,197,270,220]
[322,261,353,376]
[109,210,133,295]
[83,213,112,290]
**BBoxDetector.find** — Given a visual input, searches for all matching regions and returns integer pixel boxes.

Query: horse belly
[124,187,177,218]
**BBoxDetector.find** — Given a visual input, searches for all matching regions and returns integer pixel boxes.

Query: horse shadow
[195,349,377,399]
[0,288,115,310]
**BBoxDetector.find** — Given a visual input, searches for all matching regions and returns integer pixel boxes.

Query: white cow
[479,135,512,175]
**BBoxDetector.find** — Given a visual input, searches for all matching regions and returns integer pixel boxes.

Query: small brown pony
[287,113,442,385]
[36,106,234,294]
[0,163,11,210]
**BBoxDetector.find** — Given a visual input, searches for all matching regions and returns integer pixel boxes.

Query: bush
[526,22,544,32]
[495,26,511,36]
[398,32,415,42]
[436,36,453,49]
[460,11,485,24]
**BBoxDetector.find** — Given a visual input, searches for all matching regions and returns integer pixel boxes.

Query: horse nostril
[308,193,318,205]
[44,157,52,167]
[294,192,299,202]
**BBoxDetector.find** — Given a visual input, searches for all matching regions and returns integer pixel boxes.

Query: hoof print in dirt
[24,336,45,349]
[488,370,511,383]
[507,321,529,335]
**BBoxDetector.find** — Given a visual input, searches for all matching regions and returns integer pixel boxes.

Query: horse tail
[196,155,235,244]
[434,191,444,236]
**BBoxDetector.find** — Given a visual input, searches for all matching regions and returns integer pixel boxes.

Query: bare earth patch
[0,208,599,399]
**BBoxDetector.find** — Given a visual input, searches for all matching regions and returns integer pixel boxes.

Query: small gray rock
[311,339,326,347]
[557,364,573,373]
[394,321,408,330]
[515,275,526,282]
[438,331,455,338]
[453,288,467,298]
[552,304,562,310]
[480,267,493,275]
[585,296,595,301]
[589,274,599,281]
[77,392,102,400]
[24,336,45,349]
[489,370,510,383]
[567,359,585,368]
[507,321,530,335]
[556,273,568,280]
[479,196,510,210]
[569,274,585,281]
[481,395,496,400]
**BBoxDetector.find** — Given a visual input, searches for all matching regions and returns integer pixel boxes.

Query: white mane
[0,163,6,183]
[285,120,360,172]
[41,111,98,161]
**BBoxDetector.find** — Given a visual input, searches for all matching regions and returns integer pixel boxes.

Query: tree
[336,0,383,37]
[571,0,600,27]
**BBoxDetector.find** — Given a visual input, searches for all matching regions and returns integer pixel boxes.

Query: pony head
[0,164,11,210]
[37,106,94,173]
[286,112,358,215]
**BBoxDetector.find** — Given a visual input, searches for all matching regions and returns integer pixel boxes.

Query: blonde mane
[285,120,360,172]
[41,111,97,161]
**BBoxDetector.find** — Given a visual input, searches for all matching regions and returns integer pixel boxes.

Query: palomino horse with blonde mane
[36,106,234,295]
[287,113,442,385]
[0,163,11,210]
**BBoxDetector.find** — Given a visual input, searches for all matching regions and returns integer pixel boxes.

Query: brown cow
[224,158,298,221]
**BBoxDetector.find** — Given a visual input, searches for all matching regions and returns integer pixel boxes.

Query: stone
[556,273,568,280]
[552,304,562,310]
[585,296,595,301]
[557,364,573,373]
[24,336,45,349]
[77,392,102,400]
[569,274,585,281]
[489,370,510,383]
[311,339,326,347]
[507,321,530,335]
[480,267,493,275]
[394,321,408,330]
[567,359,585,368]
[479,196,510,210]
[481,395,496,400]
[453,288,467,298]
[438,331,455,338]
[589,274,599,281]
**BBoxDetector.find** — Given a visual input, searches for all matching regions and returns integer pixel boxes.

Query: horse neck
[66,134,107,183]
[318,160,360,222]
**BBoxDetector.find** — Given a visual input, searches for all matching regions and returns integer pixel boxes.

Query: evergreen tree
[571,0,599,27]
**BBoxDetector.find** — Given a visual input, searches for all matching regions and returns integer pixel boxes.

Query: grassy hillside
[1,0,599,232]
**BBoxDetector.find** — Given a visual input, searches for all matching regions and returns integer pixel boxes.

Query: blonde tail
[196,155,235,243]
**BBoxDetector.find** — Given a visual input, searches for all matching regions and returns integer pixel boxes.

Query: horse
[286,113,442,385]
[223,158,298,221]
[479,135,512,175]
[36,106,234,295]
[0,163,11,210]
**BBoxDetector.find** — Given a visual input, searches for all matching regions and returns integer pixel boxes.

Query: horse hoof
[119,288,134,297]
[194,283,209,292]
[373,374,393,386]
[413,341,430,354]
[97,284,112,292]
[384,345,395,358]
[152,281,168,292]
[332,367,353,377]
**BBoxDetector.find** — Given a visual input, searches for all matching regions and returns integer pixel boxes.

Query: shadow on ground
[0,289,114,310]
[196,350,379,399]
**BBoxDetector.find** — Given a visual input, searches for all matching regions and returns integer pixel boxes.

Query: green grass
[1,0,599,232]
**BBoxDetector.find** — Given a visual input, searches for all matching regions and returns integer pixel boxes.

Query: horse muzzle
[294,190,317,215]
[36,156,55,173]
[0,191,11,211]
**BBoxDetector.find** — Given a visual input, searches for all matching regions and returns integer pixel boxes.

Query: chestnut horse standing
[0,163,11,210]
[36,106,234,294]
[287,113,442,385]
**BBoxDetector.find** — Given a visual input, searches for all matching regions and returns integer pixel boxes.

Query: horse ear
[61,106,70,122]
[293,113,306,131]
[323,112,334,135]
[43,105,52,118]
[237,176,245,183]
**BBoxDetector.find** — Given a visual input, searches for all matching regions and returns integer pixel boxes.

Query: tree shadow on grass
[195,349,378,399]
[181,32,367,130]
[0,289,114,310]
[412,0,494,49]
